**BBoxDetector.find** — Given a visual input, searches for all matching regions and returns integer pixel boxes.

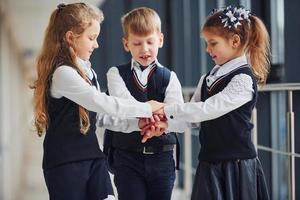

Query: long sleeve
[164,73,254,125]
[106,66,136,100]
[99,66,185,133]
[97,66,140,132]
[163,72,186,132]
[98,114,139,133]
[106,66,184,104]
[50,66,152,119]
[165,75,206,132]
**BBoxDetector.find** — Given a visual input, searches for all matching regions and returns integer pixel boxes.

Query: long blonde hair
[202,7,270,85]
[33,3,103,136]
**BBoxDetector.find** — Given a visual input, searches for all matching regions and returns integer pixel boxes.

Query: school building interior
[0,0,299,199]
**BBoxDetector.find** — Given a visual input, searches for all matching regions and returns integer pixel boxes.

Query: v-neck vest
[199,65,257,162]
[43,65,103,170]
[108,62,177,149]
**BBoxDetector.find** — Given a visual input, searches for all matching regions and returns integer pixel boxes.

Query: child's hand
[138,113,165,130]
[147,100,165,112]
[153,107,166,117]
[140,121,168,143]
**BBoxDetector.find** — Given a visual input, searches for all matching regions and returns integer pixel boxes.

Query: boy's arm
[98,113,140,133]
[164,72,184,104]
[99,66,140,132]
[106,66,136,100]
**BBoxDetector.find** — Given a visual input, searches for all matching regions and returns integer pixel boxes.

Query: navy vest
[43,65,104,170]
[105,62,177,150]
[199,65,257,162]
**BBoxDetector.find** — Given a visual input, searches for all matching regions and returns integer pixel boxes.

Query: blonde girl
[32,3,161,200]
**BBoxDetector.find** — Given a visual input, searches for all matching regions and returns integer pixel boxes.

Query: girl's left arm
[51,66,152,119]
[164,74,205,132]
[164,73,254,123]
[163,72,186,132]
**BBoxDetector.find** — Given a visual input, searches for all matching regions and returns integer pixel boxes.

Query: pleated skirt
[191,158,270,200]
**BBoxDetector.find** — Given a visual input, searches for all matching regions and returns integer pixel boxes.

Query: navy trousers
[112,149,176,200]
[43,158,114,200]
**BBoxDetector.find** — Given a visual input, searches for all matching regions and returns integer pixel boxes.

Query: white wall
[0,4,34,200]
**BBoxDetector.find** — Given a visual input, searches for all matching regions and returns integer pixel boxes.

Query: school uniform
[164,55,270,200]
[44,58,153,200]
[101,59,184,200]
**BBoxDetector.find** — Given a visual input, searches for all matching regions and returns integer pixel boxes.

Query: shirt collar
[76,57,93,80]
[211,55,248,77]
[131,58,161,71]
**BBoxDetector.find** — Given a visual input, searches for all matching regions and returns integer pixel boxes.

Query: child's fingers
[160,128,166,133]
[149,116,155,123]
[141,124,152,135]
[153,114,161,122]
[141,135,149,143]
[145,118,150,124]
[155,121,168,130]
[141,131,153,143]
[158,114,166,121]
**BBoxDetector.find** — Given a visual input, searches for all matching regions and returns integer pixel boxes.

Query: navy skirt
[191,158,269,200]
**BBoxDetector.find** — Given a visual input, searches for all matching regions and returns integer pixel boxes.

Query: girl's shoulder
[53,65,76,76]
[52,65,81,85]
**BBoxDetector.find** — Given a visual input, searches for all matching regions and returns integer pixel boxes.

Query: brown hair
[202,9,270,85]
[32,3,104,136]
[121,7,161,38]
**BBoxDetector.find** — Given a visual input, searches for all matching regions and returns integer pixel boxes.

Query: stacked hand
[141,101,167,143]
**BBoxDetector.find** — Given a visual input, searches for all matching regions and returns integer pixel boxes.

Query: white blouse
[50,58,152,119]
[98,59,184,133]
[165,55,254,132]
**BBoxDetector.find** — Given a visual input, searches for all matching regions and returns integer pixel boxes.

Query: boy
[103,7,183,200]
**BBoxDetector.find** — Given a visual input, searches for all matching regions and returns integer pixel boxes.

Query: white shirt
[98,59,184,132]
[165,55,254,132]
[50,58,152,119]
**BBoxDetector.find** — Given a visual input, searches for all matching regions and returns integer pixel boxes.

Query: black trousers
[44,158,114,200]
[112,149,176,200]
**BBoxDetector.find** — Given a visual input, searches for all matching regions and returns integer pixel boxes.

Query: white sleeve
[98,113,140,133]
[165,75,205,132]
[164,74,254,123]
[163,72,186,132]
[106,66,136,100]
[97,66,140,132]
[51,66,152,119]
[164,72,184,104]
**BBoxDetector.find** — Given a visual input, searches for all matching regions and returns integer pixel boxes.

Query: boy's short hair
[121,7,161,38]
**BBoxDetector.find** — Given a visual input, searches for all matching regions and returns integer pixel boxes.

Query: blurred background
[0,0,300,199]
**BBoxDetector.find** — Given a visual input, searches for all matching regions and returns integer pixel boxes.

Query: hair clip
[209,8,219,16]
[57,3,66,11]
[219,6,251,29]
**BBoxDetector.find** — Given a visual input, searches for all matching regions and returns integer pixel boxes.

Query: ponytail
[247,16,270,85]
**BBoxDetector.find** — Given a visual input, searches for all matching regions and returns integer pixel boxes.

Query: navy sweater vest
[43,66,104,170]
[106,62,177,149]
[199,65,257,162]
